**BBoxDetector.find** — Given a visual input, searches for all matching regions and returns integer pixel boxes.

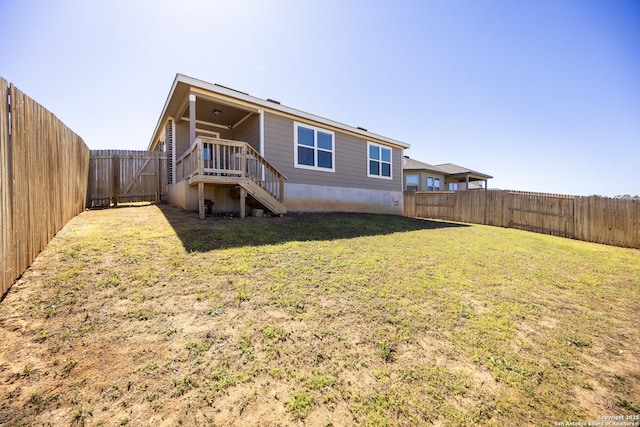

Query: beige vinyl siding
[263,112,293,175]
[421,172,445,191]
[174,121,190,158]
[232,113,260,152]
[264,112,402,191]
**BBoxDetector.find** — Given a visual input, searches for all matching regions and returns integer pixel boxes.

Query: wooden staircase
[240,180,287,216]
[177,137,287,218]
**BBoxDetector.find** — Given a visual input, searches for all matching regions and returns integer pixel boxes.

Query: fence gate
[88,150,168,207]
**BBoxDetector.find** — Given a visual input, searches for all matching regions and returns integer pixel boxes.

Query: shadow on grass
[157,203,468,252]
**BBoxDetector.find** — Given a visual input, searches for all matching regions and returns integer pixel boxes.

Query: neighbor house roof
[435,163,493,180]
[403,157,493,181]
[402,157,446,174]
[149,74,410,150]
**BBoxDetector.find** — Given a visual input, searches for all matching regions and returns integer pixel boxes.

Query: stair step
[240,181,287,215]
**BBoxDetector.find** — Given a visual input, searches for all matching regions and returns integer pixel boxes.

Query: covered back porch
[151,79,288,219]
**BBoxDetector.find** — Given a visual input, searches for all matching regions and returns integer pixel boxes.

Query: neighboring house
[403,157,492,191]
[403,157,447,192]
[148,74,410,218]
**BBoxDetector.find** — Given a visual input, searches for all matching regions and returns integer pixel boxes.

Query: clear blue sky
[1,0,638,196]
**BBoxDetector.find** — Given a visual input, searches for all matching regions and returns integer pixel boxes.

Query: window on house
[448,182,458,191]
[294,122,334,172]
[427,177,441,190]
[406,174,419,191]
[368,142,392,179]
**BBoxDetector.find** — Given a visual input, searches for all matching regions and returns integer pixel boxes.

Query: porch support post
[485,179,488,189]
[466,173,470,190]
[189,93,196,145]
[239,187,246,218]
[259,108,266,182]
[198,138,204,176]
[241,143,247,178]
[259,108,265,156]
[198,182,205,219]
[279,175,285,204]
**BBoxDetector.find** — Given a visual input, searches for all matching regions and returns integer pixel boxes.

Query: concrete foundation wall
[284,183,403,215]
[167,181,192,210]
[168,182,403,215]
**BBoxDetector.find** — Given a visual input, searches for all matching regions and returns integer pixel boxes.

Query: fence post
[112,156,119,207]
[156,153,161,202]
[0,77,10,296]
[570,196,576,239]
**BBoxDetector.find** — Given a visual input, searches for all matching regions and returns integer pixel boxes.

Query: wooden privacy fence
[1,77,90,297]
[404,190,640,249]
[87,150,167,207]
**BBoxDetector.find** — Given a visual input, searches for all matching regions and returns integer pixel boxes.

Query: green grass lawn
[1,204,638,426]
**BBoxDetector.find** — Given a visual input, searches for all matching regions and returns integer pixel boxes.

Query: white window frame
[367,142,392,180]
[434,177,441,191]
[294,121,335,173]
[405,174,419,191]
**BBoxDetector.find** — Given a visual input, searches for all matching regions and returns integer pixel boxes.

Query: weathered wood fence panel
[87,150,167,207]
[1,78,90,297]
[574,196,639,247]
[403,190,415,218]
[405,190,640,249]
[406,191,456,220]
[485,189,508,227]
[508,191,575,238]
